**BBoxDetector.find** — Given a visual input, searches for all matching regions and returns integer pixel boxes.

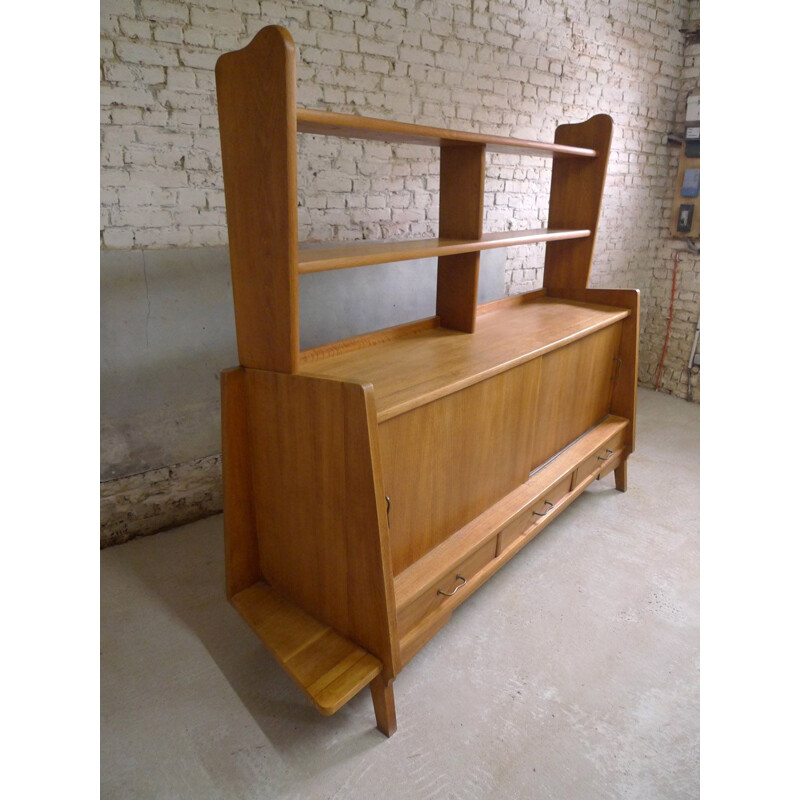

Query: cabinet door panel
[380,361,540,575]
[530,322,622,471]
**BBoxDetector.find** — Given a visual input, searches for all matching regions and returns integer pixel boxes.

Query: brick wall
[637,10,699,400]
[101,1,700,399]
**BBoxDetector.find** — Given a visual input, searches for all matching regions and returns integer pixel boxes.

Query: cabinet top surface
[299,297,629,422]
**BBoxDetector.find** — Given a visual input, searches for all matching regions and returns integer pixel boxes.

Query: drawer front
[497,473,573,553]
[397,538,496,637]
[573,427,627,487]
[496,512,534,554]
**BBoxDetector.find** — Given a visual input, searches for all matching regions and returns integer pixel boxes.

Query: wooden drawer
[497,473,573,553]
[397,538,496,637]
[573,426,627,487]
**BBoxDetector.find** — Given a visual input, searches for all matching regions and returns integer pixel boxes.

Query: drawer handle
[597,448,614,461]
[532,500,554,517]
[437,574,467,597]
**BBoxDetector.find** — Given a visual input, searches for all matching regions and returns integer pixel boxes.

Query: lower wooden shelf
[231,582,382,716]
[298,229,591,273]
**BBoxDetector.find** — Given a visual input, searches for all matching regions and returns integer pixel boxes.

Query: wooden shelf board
[297,108,597,158]
[232,581,382,716]
[394,415,629,610]
[299,295,630,422]
[298,229,591,274]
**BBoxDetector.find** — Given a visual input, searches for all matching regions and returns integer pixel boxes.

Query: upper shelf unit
[296,108,598,157]
[215,25,613,373]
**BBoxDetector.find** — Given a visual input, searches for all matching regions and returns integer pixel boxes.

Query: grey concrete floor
[101,387,699,800]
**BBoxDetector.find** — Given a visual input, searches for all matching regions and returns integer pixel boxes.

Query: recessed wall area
[101,0,700,542]
[100,244,504,544]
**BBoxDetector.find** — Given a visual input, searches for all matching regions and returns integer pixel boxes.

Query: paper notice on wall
[686,94,700,123]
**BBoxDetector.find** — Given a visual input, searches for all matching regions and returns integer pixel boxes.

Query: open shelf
[297,108,598,158]
[298,228,592,273]
[299,295,630,422]
[231,581,382,716]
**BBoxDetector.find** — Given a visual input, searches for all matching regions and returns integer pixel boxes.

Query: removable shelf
[297,108,598,158]
[298,228,592,273]
[300,296,630,422]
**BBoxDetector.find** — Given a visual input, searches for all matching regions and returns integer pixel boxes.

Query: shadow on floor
[109,515,389,768]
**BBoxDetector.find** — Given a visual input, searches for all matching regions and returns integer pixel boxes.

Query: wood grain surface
[544,114,613,290]
[297,107,598,157]
[300,295,629,422]
[243,369,399,676]
[215,26,299,372]
[232,581,382,716]
[380,361,540,574]
[297,229,591,273]
[529,320,622,470]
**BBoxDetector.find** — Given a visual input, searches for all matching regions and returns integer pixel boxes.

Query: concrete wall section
[100,245,504,544]
[101,246,237,480]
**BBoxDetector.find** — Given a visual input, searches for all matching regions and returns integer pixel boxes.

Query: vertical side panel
[344,384,401,676]
[215,26,299,373]
[543,114,613,290]
[221,367,261,600]
[547,288,640,452]
[244,370,398,675]
[436,144,486,332]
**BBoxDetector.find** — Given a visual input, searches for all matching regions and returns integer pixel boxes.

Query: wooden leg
[370,675,397,737]
[614,459,627,492]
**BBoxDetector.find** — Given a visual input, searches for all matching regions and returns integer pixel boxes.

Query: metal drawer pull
[597,448,614,461]
[532,500,554,517]
[438,574,467,597]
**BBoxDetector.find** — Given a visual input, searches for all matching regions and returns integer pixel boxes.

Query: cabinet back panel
[530,322,622,471]
[380,361,540,575]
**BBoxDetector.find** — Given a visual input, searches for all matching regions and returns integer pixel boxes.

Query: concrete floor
[101,387,699,799]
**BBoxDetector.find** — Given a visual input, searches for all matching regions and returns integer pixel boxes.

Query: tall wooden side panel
[242,370,400,676]
[543,114,613,290]
[215,26,299,373]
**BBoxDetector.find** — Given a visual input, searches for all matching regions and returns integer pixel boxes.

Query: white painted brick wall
[638,23,700,401]
[100,0,700,397]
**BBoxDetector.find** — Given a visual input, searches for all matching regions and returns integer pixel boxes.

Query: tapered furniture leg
[615,459,627,492]
[370,675,397,737]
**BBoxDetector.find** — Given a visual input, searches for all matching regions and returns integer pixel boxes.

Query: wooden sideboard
[215,26,639,737]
